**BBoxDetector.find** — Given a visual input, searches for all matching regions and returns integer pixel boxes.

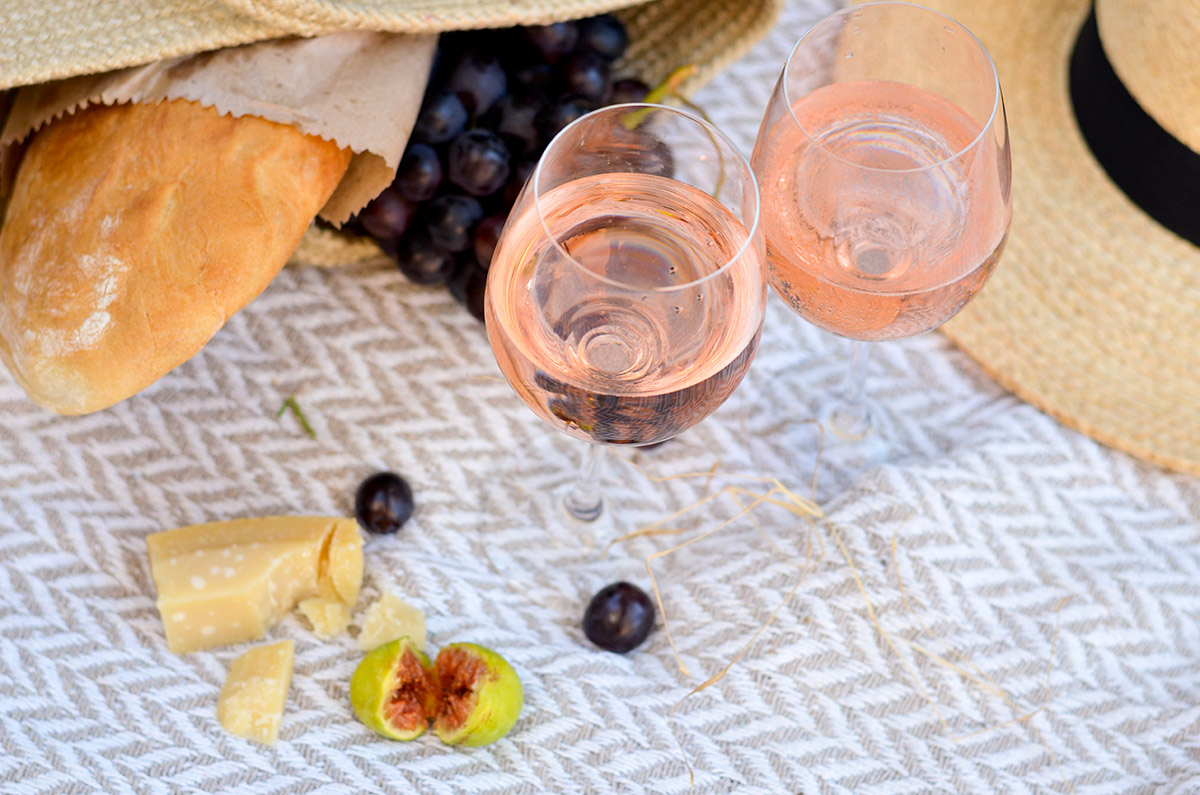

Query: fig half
[350,636,439,740]
[432,642,523,746]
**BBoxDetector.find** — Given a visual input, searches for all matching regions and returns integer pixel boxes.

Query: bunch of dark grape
[348,15,649,322]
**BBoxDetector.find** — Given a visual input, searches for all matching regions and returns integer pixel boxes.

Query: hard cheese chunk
[297,596,353,640]
[147,516,363,653]
[357,590,426,651]
[217,640,294,745]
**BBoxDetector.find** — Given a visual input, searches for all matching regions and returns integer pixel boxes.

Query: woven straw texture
[933,0,1200,476]
[2,3,1200,792]
[0,0,782,93]
[1096,0,1200,152]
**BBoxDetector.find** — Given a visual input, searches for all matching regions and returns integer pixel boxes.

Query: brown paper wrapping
[0,31,436,225]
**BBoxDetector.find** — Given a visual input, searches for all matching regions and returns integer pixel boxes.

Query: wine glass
[485,104,766,522]
[750,1,1011,469]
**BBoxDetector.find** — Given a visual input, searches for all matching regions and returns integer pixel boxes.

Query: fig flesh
[432,642,523,746]
[350,637,439,740]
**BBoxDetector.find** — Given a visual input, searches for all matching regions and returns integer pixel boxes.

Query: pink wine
[752,80,1010,341]
[485,172,764,446]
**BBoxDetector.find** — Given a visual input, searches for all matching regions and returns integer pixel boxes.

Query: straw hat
[0,0,781,93]
[913,0,1200,475]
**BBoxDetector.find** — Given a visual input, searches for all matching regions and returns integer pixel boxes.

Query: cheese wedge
[217,640,294,745]
[357,590,426,652]
[147,516,363,653]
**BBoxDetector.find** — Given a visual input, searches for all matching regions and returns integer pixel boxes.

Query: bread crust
[0,99,351,414]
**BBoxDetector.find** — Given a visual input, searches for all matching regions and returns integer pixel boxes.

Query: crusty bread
[0,99,351,415]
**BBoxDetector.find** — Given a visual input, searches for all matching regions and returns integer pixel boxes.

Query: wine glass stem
[828,340,874,441]
[564,443,605,522]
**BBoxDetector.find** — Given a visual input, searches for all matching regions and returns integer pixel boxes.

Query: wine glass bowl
[485,104,766,519]
[752,1,1010,343]
[749,1,1011,457]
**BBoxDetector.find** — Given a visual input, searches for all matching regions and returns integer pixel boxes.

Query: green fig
[432,642,523,746]
[350,637,439,740]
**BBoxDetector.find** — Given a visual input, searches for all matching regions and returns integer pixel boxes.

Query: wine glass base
[813,394,888,479]
[563,493,604,523]
[554,481,625,552]
[503,433,623,550]
[817,421,889,484]
[740,383,890,504]
[823,404,872,443]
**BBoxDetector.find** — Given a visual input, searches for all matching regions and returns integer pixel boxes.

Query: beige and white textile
[1,2,1198,792]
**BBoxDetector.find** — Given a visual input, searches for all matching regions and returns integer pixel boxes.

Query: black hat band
[1070,6,1200,247]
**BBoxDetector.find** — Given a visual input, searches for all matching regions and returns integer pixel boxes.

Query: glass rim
[781,0,1002,174]
[531,102,761,294]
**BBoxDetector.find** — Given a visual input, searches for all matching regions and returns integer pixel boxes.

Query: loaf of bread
[0,99,351,414]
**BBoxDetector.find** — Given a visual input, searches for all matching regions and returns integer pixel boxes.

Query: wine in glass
[751,1,1011,466]
[485,104,766,522]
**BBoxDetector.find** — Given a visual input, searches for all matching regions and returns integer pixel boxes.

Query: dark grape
[448,129,512,197]
[473,213,507,270]
[358,22,661,324]
[446,51,508,117]
[511,62,554,94]
[447,260,488,322]
[504,159,538,206]
[583,582,655,653]
[610,78,650,105]
[394,232,458,285]
[561,51,612,104]
[648,136,676,177]
[358,187,416,241]
[446,256,473,301]
[602,123,676,178]
[643,135,677,178]
[423,194,484,253]
[394,143,444,202]
[413,89,468,144]
[462,268,488,323]
[535,95,593,145]
[533,370,567,393]
[577,15,629,61]
[355,472,414,535]
[487,93,545,157]
[524,21,579,63]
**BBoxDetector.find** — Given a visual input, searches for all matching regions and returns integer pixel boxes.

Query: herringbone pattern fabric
[2,2,1199,792]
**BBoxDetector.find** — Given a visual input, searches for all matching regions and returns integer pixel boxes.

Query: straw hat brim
[919,0,1200,475]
